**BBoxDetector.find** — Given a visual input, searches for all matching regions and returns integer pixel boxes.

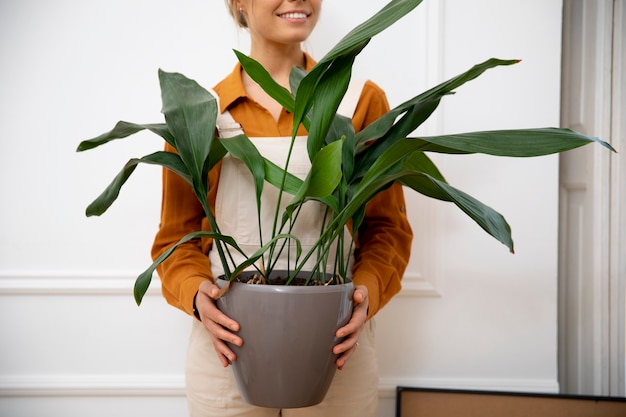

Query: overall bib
[186,80,378,417]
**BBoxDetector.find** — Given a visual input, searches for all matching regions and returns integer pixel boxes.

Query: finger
[197,283,241,332]
[333,332,359,355]
[206,281,228,300]
[196,281,243,364]
[204,317,243,348]
[353,287,367,304]
[199,280,223,301]
[210,336,237,367]
[335,302,367,338]
[336,319,362,339]
[205,306,241,333]
[203,317,241,366]
[335,338,360,370]
[334,286,368,369]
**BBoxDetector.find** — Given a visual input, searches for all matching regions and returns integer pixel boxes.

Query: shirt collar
[215,52,317,114]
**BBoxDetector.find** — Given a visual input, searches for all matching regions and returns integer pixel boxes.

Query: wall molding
[0,374,558,399]
[0,271,160,296]
[394,0,444,300]
[0,374,185,397]
[420,0,445,136]
[0,271,441,298]
[399,272,441,297]
[559,0,623,396]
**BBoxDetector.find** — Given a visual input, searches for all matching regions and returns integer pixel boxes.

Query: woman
[151,1,413,415]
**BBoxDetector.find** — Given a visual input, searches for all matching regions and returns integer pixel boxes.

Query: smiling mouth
[279,12,309,19]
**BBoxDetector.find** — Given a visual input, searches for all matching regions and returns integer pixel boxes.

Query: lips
[279,12,309,19]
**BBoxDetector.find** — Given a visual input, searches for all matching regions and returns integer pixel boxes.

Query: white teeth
[281,12,307,19]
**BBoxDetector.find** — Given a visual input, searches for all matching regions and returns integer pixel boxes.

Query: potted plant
[77,0,614,408]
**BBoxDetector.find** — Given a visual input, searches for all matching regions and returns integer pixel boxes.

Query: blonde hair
[225,0,248,28]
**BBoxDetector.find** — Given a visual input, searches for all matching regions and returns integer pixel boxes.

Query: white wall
[373,2,564,413]
[0,1,563,416]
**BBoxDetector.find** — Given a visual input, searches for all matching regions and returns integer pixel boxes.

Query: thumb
[354,287,367,303]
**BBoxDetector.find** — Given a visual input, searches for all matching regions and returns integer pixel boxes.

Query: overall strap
[209,89,245,139]
[213,78,367,138]
[336,78,367,120]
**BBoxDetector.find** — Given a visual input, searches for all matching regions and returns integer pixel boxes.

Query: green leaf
[235,50,296,112]
[289,66,307,97]
[399,151,450,200]
[350,205,366,236]
[85,151,190,217]
[414,128,616,156]
[204,136,228,179]
[159,69,217,191]
[347,165,515,252]
[134,230,239,305]
[338,170,408,230]
[352,58,523,181]
[355,58,521,150]
[293,0,424,144]
[406,174,514,252]
[359,139,414,185]
[264,158,339,212]
[287,66,313,132]
[77,121,174,151]
[333,115,357,181]
[352,98,441,180]
[344,138,515,251]
[284,140,343,222]
[229,233,302,280]
[321,0,424,65]
[264,159,303,195]
[305,45,365,158]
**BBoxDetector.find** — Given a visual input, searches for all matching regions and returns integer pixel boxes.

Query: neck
[248,42,306,88]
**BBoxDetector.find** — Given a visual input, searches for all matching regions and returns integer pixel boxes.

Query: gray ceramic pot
[216,271,354,408]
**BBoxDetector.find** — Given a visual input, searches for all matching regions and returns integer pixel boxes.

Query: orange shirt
[151,55,413,320]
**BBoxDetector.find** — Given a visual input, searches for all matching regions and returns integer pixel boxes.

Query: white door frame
[559,0,626,396]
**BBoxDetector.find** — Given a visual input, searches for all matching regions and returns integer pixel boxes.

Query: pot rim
[216,274,354,294]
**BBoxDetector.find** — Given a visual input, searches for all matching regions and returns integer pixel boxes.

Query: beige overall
[186,80,378,417]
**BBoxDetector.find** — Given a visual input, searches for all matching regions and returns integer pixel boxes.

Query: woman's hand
[195,280,242,367]
[333,285,369,370]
